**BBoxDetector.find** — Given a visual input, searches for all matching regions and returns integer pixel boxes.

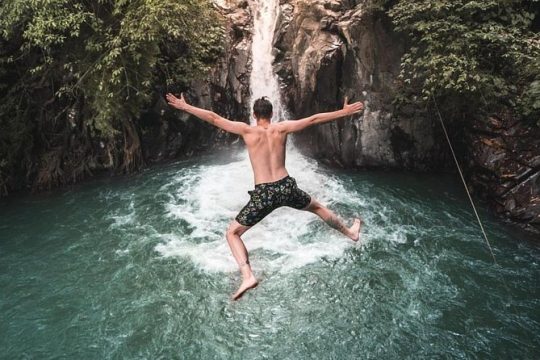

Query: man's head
[253,97,273,121]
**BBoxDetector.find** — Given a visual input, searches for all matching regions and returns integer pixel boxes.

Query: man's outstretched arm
[166,93,249,135]
[279,97,364,134]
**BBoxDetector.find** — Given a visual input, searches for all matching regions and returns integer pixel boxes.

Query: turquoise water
[1,149,539,359]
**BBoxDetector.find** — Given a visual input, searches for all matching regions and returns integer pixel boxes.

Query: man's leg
[302,197,361,241]
[226,220,258,300]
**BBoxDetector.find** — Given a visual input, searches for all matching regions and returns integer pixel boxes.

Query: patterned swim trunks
[235,175,312,226]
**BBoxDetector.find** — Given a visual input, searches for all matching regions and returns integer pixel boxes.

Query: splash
[155,150,361,273]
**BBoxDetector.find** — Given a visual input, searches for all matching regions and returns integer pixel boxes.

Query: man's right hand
[343,96,364,115]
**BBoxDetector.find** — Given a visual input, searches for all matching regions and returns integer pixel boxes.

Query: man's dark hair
[253,97,273,119]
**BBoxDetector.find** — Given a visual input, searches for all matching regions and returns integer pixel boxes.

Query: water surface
[1,149,539,359]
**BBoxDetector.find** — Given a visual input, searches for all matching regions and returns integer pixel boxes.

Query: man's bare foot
[348,218,362,242]
[232,275,259,301]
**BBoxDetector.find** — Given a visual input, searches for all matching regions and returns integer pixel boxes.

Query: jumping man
[166,93,364,300]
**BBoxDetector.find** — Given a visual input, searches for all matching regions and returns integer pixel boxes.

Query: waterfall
[156,0,358,273]
[249,0,289,124]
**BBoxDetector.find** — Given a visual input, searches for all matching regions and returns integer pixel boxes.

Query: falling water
[249,0,289,123]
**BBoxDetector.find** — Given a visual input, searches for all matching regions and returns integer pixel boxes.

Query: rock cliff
[273,0,448,169]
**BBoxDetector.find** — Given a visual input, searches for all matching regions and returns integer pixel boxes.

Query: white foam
[156,149,360,273]
[108,199,136,229]
[153,145,432,272]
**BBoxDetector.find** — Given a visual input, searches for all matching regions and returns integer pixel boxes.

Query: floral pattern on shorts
[235,175,311,226]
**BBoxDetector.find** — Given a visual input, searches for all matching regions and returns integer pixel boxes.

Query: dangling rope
[431,95,498,264]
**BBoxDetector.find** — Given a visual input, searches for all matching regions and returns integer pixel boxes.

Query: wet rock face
[273,0,446,169]
[141,0,252,163]
[468,113,540,233]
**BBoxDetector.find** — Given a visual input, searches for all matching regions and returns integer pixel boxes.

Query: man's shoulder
[273,122,291,132]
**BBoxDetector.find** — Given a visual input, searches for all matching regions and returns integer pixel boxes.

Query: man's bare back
[243,123,289,184]
[166,93,364,300]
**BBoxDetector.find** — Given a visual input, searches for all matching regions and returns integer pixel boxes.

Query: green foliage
[0,0,224,192]
[385,0,540,123]
[1,0,224,135]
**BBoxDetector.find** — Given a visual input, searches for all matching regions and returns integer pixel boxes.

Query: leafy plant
[0,0,224,194]
[383,0,539,122]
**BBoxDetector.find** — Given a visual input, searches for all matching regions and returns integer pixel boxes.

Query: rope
[431,95,498,264]
[432,96,521,318]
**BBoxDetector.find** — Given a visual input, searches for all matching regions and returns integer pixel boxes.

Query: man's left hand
[166,92,188,110]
